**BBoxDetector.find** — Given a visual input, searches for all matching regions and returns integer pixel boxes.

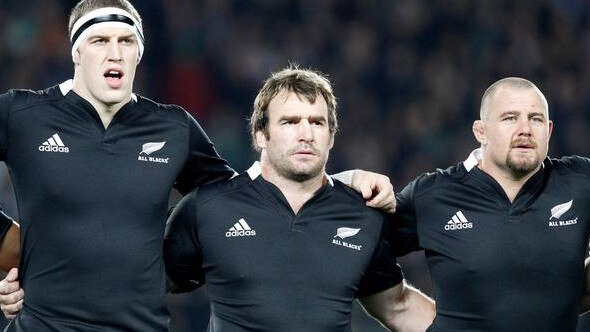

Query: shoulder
[547,156,590,175]
[406,163,466,197]
[331,180,387,222]
[134,94,195,127]
[189,172,253,206]
[332,180,375,206]
[544,156,590,185]
[1,85,62,111]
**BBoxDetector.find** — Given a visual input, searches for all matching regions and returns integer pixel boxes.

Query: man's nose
[107,41,122,61]
[297,121,314,141]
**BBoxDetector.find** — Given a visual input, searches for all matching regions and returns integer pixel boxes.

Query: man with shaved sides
[392,77,590,331]
[0,1,396,331]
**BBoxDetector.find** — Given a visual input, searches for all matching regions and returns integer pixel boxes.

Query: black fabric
[0,84,234,332]
[393,157,590,332]
[71,14,144,45]
[0,206,14,242]
[164,169,404,332]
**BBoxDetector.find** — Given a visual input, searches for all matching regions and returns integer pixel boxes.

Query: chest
[416,182,590,280]
[6,106,187,204]
[196,198,382,294]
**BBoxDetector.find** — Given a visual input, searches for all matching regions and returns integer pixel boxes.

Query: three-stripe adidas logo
[225,218,256,237]
[38,133,69,153]
[444,211,473,231]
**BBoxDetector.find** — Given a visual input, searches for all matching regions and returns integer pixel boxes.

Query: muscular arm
[0,223,19,271]
[359,280,435,332]
[581,257,590,314]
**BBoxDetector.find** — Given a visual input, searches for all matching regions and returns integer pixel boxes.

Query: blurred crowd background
[1,0,590,331]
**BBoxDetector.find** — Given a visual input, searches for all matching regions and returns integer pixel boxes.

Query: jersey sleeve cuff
[356,267,404,298]
[0,210,15,241]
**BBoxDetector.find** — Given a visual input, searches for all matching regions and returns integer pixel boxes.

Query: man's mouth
[104,69,124,88]
[104,70,123,79]
[511,141,536,149]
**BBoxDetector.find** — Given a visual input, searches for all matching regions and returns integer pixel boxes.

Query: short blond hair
[480,77,548,120]
[68,0,142,36]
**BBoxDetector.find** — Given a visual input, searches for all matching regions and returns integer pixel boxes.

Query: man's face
[73,26,138,109]
[477,86,553,178]
[256,90,334,182]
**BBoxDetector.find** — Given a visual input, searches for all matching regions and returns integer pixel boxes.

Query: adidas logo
[38,133,69,153]
[225,218,256,237]
[444,211,473,231]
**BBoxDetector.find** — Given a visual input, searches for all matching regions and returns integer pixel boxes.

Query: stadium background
[1,0,590,330]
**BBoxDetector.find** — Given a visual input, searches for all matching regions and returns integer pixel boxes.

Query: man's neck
[73,90,129,129]
[261,165,327,214]
[479,161,541,202]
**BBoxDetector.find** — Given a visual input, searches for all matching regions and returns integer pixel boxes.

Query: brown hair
[250,66,338,150]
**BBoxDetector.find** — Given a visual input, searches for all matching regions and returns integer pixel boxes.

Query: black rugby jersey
[0,80,234,332]
[164,162,403,332]
[394,149,590,332]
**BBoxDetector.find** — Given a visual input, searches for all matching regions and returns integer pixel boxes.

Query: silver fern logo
[548,199,577,227]
[332,227,362,251]
[334,227,360,239]
[140,142,166,155]
[550,200,573,220]
[138,141,169,164]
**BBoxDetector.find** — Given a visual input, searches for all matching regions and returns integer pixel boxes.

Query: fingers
[0,268,24,320]
[1,293,23,319]
[359,183,373,200]
[366,184,397,214]
[4,268,18,283]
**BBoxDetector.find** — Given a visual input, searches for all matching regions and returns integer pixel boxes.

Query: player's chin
[507,155,540,174]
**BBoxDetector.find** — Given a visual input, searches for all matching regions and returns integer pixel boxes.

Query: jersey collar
[58,79,138,102]
[463,148,547,172]
[246,161,334,187]
[463,148,483,172]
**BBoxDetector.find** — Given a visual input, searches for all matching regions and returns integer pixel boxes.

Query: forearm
[581,258,590,314]
[0,221,19,272]
[385,284,435,332]
[361,280,435,332]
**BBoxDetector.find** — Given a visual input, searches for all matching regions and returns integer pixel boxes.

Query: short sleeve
[0,206,14,241]
[389,177,422,256]
[0,91,14,160]
[174,112,235,195]
[356,217,404,298]
[163,190,205,293]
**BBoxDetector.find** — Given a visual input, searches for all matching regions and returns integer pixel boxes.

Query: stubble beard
[270,147,327,183]
[505,150,540,177]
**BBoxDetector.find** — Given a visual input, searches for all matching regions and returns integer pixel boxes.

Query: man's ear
[473,120,486,145]
[72,50,80,65]
[328,132,335,150]
[255,130,267,149]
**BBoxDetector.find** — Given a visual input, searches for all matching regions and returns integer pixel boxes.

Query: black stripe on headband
[71,14,144,45]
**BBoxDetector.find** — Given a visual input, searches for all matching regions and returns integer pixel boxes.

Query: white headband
[70,7,145,63]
